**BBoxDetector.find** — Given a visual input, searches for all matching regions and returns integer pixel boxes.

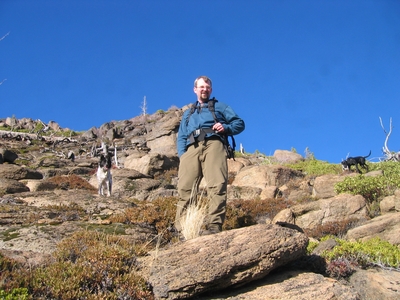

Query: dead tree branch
[0,32,9,42]
[1,32,10,85]
[379,117,400,161]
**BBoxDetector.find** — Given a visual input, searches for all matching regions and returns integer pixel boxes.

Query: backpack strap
[185,98,218,125]
[185,101,199,126]
[207,98,219,124]
[208,98,236,160]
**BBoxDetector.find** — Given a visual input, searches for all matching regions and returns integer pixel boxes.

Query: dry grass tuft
[178,198,207,240]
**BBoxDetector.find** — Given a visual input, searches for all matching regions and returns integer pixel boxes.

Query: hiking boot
[168,226,185,242]
[201,224,222,236]
[178,233,186,242]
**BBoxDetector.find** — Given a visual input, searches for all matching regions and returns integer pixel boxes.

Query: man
[175,75,245,235]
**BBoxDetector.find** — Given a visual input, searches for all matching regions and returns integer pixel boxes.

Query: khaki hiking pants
[175,138,228,232]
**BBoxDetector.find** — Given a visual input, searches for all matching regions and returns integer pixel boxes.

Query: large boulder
[0,178,30,194]
[380,189,400,214]
[149,224,308,299]
[0,148,18,163]
[207,270,360,300]
[227,185,262,200]
[0,164,43,180]
[273,149,304,164]
[232,165,304,189]
[346,212,400,245]
[276,194,369,231]
[124,153,179,176]
[147,134,177,156]
[311,174,345,199]
[145,111,181,156]
[350,268,400,300]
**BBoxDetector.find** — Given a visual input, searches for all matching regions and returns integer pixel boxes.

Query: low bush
[225,198,294,230]
[321,236,400,270]
[32,230,153,299]
[46,175,97,192]
[335,161,400,205]
[109,196,178,241]
[304,218,361,239]
[326,257,357,278]
[288,159,342,176]
[0,254,32,298]
[335,174,400,204]
[153,168,178,186]
[0,288,29,300]
[1,231,154,299]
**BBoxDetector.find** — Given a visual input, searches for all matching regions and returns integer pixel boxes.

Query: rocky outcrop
[380,189,400,214]
[273,149,304,164]
[0,178,30,194]
[232,165,304,189]
[1,114,400,300]
[149,224,308,299]
[211,270,360,300]
[0,148,18,163]
[346,212,400,245]
[311,174,345,199]
[0,164,43,180]
[124,153,179,176]
[350,268,400,300]
[273,193,368,232]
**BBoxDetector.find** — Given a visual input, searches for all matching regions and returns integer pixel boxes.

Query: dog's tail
[365,150,371,158]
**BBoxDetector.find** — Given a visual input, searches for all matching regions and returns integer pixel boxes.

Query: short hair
[194,76,212,88]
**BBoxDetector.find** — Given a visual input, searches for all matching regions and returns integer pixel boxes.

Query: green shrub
[321,237,400,269]
[59,130,77,137]
[368,160,400,174]
[334,161,400,206]
[335,174,400,204]
[34,122,44,133]
[306,240,319,254]
[0,288,29,300]
[288,160,341,176]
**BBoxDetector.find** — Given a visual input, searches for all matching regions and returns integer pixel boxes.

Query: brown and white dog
[97,154,112,196]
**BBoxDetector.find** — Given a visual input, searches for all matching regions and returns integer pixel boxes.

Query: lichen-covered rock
[149,224,308,299]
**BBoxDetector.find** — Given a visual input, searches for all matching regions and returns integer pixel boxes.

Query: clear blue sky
[1,0,400,163]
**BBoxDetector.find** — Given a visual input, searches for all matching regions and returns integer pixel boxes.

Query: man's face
[194,78,212,103]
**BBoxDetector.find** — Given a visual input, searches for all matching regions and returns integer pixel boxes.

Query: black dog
[341,150,371,173]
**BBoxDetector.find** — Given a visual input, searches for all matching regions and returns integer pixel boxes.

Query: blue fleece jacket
[177,100,245,157]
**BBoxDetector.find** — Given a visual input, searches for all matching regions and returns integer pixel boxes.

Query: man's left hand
[212,122,225,133]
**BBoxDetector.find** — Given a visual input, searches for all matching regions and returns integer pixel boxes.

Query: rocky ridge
[0,110,400,299]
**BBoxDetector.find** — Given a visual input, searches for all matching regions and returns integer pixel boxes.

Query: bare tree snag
[1,32,10,85]
[140,96,147,116]
[379,117,400,161]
